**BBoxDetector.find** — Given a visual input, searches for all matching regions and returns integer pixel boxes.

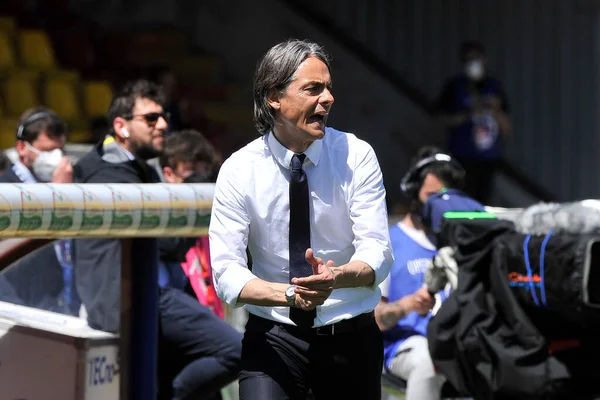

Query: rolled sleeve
[349,143,394,288]
[379,273,391,299]
[214,263,257,307]
[209,157,258,308]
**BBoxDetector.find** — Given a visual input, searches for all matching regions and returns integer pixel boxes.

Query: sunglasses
[128,112,171,125]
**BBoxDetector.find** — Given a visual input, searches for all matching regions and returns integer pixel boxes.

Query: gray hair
[253,39,332,134]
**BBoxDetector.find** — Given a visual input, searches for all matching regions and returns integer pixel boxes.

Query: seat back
[2,73,39,117]
[82,81,113,118]
[44,77,81,121]
[18,29,56,70]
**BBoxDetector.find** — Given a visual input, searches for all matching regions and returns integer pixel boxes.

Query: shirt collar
[267,132,323,169]
[102,135,136,162]
[12,159,37,183]
[117,142,135,161]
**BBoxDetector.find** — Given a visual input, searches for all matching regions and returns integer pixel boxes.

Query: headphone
[16,111,53,140]
[400,153,462,199]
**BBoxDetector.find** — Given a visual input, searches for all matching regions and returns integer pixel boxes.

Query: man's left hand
[292,248,336,293]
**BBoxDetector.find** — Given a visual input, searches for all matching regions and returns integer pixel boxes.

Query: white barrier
[0,182,217,400]
[0,183,214,238]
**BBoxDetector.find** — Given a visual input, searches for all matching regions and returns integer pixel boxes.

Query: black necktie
[289,154,316,327]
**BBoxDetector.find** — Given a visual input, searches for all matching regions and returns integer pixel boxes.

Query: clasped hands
[291,248,335,311]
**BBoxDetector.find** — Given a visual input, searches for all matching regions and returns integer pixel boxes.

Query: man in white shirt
[209,39,394,399]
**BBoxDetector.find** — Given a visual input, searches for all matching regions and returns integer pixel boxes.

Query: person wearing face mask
[0,107,80,317]
[72,80,241,400]
[435,41,512,205]
[0,107,73,184]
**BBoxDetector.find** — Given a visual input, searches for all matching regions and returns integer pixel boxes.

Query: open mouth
[308,113,327,125]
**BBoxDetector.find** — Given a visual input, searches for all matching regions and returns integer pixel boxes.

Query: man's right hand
[293,293,319,311]
[400,287,435,315]
[51,156,73,183]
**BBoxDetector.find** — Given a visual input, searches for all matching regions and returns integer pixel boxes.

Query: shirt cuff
[350,249,391,289]
[215,264,258,308]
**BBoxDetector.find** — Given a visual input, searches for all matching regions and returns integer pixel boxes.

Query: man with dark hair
[0,106,72,183]
[435,40,512,204]
[160,129,218,184]
[0,106,77,316]
[74,78,167,331]
[158,129,219,290]
[210,39,393,399]
[375,146,471,400]
[73,80,241,400]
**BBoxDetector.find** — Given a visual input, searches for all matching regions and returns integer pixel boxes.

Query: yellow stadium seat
[82,80,113,118]
[2,75,39,117]
[68,129,92,144]
[18,29,56,70]
[0,32,16,71]
[44,77,81,121]
[48,69,80,83]
[0,118,18,149]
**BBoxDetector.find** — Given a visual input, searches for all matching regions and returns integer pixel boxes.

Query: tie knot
[291,154,306,172]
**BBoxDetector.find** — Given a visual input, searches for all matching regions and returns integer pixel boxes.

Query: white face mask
[26,143,63,182]
[465,60,485,81]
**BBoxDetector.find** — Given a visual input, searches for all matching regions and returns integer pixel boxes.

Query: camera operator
[375,146,471,400]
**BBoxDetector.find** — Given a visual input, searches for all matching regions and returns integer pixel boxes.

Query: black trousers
[239,312,383,400]
[157,287,243,400]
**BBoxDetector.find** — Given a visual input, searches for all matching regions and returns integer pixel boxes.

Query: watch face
[286,286,295,297]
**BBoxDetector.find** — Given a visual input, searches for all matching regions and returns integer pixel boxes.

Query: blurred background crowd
[0,0,595,212]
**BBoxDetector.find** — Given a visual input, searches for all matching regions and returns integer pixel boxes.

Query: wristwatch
[285,285,297,306]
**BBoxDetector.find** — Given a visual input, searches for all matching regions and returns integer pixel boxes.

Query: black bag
[497,231,600,339]
[429,217,600,399]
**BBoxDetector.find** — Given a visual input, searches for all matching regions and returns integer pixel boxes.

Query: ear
[113,117,129,141]
[267,90,281,111]
[15,140,32,166]
[15,140,26,152]
[15,140,27,157]
[162,166,176,183]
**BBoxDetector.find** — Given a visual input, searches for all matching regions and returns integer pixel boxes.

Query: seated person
[72,81,240,400]
[0,106,72,184]
[0,107,78,316]
[159,129,223,317]
[375,146,467,400]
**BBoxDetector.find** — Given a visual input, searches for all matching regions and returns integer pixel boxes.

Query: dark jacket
[0,165,24,183]
[73,139,159,332]
[0,163,73,314]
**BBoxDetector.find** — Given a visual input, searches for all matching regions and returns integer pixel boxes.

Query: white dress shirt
[209,127,393,327]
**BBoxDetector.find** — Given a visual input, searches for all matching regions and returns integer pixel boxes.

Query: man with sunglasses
[73,80,241,400]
